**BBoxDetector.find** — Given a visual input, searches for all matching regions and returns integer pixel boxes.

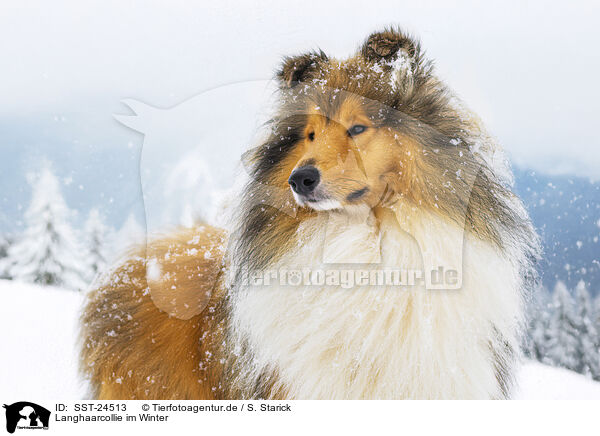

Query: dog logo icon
[3,402,50,433]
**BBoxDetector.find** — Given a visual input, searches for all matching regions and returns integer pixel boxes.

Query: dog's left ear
[277,51,328,88]
[360,28,418,62]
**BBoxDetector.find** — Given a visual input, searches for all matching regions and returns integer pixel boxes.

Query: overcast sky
[2,1,600,172]
[0,0,599,232]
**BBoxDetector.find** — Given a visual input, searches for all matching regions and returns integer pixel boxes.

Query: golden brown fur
[80,226,228,399]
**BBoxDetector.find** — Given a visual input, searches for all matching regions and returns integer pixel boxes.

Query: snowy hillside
[0,280,89,401]
[1,279,599,401]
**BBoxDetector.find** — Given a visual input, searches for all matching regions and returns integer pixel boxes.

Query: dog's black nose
[288,166,320,195]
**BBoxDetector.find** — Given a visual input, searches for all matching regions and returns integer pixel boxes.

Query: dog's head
[247,28,483,218]
[236,28,524,267]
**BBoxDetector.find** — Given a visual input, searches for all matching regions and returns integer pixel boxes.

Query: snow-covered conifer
[545,282,580,371]
[111,213,145,259]
[6,166,87,290]
[524,285,552,362]
[573,281,600,379]
[83,208,112,282]
[0,234,12,279]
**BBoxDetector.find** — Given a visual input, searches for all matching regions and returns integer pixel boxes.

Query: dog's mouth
[291,184,372,211]
[288,166,371,211]
[292,190,341,211]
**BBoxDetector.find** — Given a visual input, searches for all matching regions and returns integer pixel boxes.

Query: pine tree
[0,234,12,279]
[524,285,551,362]
[5,166,88,291]
[545,281,580,371]
[573,281,600,380]
[83,208,112,282]
[112,213,145,259]
[595,294,600,334]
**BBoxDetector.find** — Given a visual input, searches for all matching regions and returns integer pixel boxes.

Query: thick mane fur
[226,28,541,399]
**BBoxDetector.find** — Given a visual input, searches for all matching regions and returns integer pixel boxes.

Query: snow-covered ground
[0,280,89,401]
[2,279,599,401]
[514,361,600,400]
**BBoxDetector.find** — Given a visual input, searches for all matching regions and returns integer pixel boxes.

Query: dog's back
[80,225,227,399]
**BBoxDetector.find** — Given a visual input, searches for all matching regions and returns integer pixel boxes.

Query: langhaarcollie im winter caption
[80,28,540,399]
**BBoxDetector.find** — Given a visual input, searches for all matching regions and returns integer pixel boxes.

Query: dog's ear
[360,28,418,62]
[277,51,328,88]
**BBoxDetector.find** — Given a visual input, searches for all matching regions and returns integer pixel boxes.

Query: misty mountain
[513,167,600,295]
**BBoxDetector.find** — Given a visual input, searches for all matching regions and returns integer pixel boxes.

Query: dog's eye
[348,125,367,137]
[307,131,315,141]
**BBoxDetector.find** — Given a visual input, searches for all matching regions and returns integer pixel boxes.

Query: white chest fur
[230,206,523,399]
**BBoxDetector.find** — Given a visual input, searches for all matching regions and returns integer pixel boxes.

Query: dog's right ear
[277,51,328,88]
[360,28,418,62]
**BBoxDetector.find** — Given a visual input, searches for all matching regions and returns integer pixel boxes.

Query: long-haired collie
[80,28,540,399]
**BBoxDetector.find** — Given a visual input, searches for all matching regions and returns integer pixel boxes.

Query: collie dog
[80,29,540,399]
